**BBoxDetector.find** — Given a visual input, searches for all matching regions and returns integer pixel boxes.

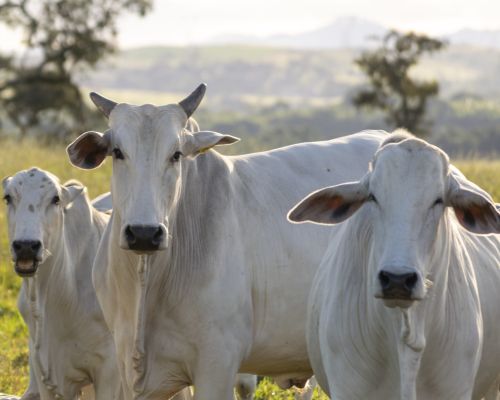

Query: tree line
[0,3,470,141]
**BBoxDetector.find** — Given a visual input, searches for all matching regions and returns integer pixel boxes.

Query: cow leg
[235,374,256,400]
[295,377,317,400]
[192,357,239,400]
[93,361,123,400]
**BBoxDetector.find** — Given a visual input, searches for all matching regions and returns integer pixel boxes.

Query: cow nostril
[125,225,136,244]
[31,241,41,252]
[152,227,163,245]
[379,271,390,289]
[12,241,22,252]
[404,273,418,290]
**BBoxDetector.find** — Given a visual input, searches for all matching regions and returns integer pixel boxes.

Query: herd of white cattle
[1,83,499,400]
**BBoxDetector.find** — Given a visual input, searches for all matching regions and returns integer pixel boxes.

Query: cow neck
[393,213,481,400]
[25,202,99,398]
[105,213,149,395]
[168,150,233,303]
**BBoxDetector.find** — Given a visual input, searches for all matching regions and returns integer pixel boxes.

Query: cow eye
[52,195,60,205]
[3,194,11,205]
[367,193,378,203]
[171,151,183,162]
[433,198,443,207]
[112,148,124,160]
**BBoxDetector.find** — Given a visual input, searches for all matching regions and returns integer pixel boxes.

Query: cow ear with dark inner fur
[448,174,500,234]
[67,131,111,170]
[288,180,369,225]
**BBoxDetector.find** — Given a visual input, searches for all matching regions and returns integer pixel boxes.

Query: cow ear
[288,180,369,225]
[183,130,240,156]
[448,172,499,234]
[2,176,12,191]
[67,131,111,169]
[61,181,86,208]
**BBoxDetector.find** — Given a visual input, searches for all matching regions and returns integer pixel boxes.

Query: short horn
[179,83,207,118]
[89,92,117,118]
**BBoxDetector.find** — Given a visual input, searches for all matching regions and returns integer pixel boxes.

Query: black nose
[125,225,164,251]
[12,240,42,259]
[378,270,418,299]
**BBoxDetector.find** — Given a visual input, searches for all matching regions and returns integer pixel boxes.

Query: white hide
[67,91,386,399]
[289,134,500,400]
[3,169,121,400]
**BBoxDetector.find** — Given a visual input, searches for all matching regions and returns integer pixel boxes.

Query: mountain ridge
[206,16,500,50]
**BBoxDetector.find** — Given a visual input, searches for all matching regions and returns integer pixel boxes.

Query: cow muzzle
[377,269,420,304]
[12,240,42,277]
[122,224,167,253]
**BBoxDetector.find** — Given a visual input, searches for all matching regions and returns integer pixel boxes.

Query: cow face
[2,168,84,277]
[67,84,239,253]
[289,137,499,309]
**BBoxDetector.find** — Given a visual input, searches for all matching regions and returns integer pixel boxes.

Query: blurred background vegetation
[0,1,499,156]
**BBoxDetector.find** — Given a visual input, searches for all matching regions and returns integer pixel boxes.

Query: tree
[0,0,152,139]
[353,30,445,136]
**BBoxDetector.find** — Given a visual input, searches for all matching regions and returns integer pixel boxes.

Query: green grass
[0,139,497,396]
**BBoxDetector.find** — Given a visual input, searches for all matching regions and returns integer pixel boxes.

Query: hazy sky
[1,0,499,50]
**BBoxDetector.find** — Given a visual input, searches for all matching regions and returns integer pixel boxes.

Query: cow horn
[89,92,117,118]
[179,83,207,118]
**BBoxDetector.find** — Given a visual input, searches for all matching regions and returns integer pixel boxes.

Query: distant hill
[80,43,500,111]
[211,17,386,49]
[446,28,500,50]
[208,17,500,51]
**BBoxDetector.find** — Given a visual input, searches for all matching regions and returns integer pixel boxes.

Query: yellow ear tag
[197,146,212,154]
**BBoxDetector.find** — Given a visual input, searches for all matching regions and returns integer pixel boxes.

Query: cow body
[67,90,386,400]
[289,133,500,400]
[3,169,121,400]
[93,132,383,399]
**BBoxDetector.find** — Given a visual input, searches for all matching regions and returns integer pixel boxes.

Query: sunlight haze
[1,0,499,50]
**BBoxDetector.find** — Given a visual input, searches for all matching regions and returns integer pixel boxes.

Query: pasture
[0,139,498,398]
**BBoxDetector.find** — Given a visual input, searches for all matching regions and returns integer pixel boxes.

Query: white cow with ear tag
[289,132,500,400]
[66,83,386,400]
[2,168,121,400]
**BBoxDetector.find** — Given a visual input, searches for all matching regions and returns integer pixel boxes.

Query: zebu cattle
[289,132,500,400]
[66,83,386,400]
[2,169,121,400]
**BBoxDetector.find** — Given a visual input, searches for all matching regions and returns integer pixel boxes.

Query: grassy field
[0,139,498,397]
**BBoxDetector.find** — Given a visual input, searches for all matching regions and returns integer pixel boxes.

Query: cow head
[67,84,239,253]
[2,168,85,277]
[289,135,499,309]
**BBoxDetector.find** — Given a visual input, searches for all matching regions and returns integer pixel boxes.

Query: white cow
[2,168,121,400]
[66,83,386,400]
[289,132,500,400]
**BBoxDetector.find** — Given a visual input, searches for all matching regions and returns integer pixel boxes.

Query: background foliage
[0,0,152,138]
